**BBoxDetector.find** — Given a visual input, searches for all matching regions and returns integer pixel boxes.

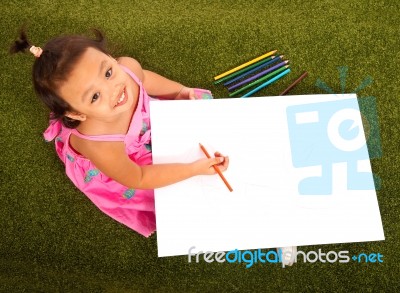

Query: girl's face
[58,47,135,123]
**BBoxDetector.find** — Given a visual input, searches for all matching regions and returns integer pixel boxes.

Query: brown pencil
[279,71,308,95]
[199,143,233,192]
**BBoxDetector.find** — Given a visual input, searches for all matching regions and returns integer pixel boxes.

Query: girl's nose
[108,83,125,104]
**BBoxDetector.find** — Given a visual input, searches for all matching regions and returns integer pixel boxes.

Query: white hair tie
[29,45,43,58]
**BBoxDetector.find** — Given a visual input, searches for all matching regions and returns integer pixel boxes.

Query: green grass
[1,0,399,291]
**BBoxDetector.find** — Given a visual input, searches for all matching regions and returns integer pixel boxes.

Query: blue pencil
[228,60,289,91]
[223,55,283,86]
[241,68,291,98]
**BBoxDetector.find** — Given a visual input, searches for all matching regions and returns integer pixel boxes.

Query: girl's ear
[65,112,87,121]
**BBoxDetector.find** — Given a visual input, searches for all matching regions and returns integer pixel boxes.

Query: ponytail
[9,29,31,54]
[9,27,110,129]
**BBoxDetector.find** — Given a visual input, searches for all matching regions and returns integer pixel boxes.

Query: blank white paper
[150,94,384,257]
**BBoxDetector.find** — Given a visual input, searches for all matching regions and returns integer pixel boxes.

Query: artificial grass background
[1,0,399,291]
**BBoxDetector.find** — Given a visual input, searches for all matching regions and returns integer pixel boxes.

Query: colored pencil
[229,65,290,97]
[214,50,277,80]
[279,71,308,95]
[228,60,289,91]
[223,55,284,86]
[214,57,275,85]
[199,143,233,192]
[241,68,291,98]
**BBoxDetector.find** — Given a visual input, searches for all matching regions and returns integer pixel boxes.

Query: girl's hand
[192,152,229,175]
[175,87,197,100]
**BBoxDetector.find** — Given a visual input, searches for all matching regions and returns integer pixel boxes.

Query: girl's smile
[114,87,128,108]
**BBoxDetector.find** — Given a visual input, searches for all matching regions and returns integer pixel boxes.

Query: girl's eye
[105,68,112,78]
[91,93,100,103]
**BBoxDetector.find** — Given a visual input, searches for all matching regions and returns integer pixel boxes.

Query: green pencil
[229,65,290,97]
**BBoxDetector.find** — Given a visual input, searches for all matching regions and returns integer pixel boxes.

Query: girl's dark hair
[10,28,110,128]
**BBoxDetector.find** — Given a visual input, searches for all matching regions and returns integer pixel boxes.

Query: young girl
[10,29,229,237]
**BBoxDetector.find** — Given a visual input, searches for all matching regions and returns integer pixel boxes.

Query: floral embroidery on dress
[123,188,136,199]
[201,93,213,99]
[144,143,152,151]
[140,121,148,136]
[66,154,75,162]
[84,169,99,183]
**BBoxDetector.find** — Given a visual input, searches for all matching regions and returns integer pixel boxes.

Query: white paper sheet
[150,94,384,257]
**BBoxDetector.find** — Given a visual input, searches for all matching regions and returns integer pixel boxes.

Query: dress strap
[43,118,62,142]
[70,129,125,142]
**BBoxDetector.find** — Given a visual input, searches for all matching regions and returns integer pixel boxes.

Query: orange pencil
[199,143,233,192]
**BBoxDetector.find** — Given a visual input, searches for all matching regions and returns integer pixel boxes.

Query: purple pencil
[228,60,289,91]
[223,55,284,86]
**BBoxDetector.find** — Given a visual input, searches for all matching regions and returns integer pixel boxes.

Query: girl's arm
[118,57,200,100]
[79,140,228,189]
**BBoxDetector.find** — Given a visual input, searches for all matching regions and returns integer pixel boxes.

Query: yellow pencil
[214,50,277,80]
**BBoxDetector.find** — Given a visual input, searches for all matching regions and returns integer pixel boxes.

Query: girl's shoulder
[69,132,125,161]
[117,57,144,82]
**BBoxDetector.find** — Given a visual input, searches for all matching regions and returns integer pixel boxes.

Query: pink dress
[43,65,156,237]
